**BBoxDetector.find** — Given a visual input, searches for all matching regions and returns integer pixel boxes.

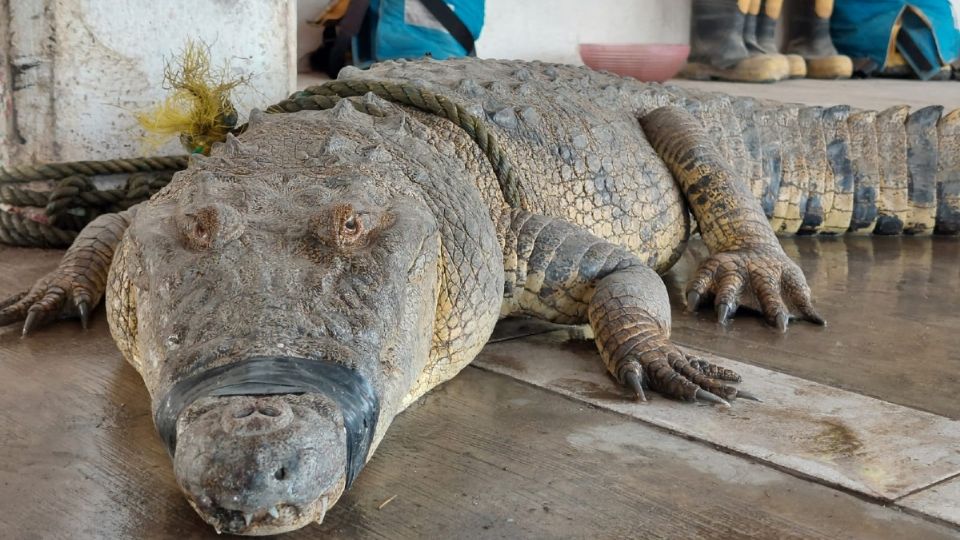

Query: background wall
[475,0,692,64]
[296,0,693,69]
[1,0,297,165]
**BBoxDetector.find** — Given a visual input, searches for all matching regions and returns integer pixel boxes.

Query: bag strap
[417,0,476,56]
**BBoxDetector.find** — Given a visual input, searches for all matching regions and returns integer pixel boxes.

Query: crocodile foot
[615,334,757,405]
[684,245,825,331]
[0,266,99,335]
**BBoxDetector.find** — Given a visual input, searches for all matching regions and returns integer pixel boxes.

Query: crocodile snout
[173,394,347,535]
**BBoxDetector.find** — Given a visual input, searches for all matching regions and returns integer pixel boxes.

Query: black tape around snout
[154,356,379,488]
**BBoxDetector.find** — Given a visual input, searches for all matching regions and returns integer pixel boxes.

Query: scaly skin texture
[938,109,960,234]
[1,57,957,535]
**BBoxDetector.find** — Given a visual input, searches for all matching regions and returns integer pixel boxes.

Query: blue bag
[355,0,485,65]
[309,0,484,77]
[832,0,960,79]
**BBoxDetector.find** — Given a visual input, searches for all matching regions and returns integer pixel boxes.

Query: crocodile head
[107,104,448,534]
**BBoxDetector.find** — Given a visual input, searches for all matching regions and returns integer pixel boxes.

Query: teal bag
[832,0,959,79]
[309,0,484,77]
[355,0,484,65]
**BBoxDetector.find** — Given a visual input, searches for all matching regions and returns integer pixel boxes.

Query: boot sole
[805,56,854,79]
[786,55,807,78]
[681,55,790,83]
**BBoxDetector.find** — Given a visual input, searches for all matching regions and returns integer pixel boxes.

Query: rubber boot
[742,0,792,80]
[681,0,790,83]
[784,0,853,79]
[752,0,806,78]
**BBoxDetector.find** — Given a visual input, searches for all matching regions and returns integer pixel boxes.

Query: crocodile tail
[937,108,960,235]
[651,86,959,236]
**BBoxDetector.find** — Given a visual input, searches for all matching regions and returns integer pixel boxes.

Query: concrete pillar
[0,0,297,165]
[0,0,15,166]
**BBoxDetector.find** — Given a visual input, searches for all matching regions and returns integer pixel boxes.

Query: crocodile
[1,57,958,535]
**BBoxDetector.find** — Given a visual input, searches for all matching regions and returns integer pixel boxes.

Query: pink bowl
[578,43,691,82]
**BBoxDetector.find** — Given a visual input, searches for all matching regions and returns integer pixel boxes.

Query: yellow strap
[887,20,906,67]
[815,0,834,19]
[311,0,352,25]
[764,0,783,19]
[738,0,751,14]
[749,0,761,16]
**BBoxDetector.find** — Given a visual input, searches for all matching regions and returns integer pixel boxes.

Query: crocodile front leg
[0,207,137,335]
[502,209,751,404]
[640,106,823,330]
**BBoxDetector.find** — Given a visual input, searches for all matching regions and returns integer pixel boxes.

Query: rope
[0,171,174,247]
[0,155,188,184]
[0,210,77,248]
[0,184,47,207]
[266,80,525,209]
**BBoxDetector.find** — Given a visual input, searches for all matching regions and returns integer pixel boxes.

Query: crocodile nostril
[274,467,288,481]
[232,405,255,418]
[258,405,282,417]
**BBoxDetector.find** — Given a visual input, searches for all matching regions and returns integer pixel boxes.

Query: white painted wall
[475,0,691,64]
[2,0,297,165]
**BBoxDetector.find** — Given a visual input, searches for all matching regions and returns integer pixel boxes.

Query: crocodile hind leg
[640,106,824,331]
[501,209,753,405]
[0,208,137,335]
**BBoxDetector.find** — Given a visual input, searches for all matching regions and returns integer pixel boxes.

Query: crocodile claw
[735,389,762,402]
[716,303,734,325]
[624,370,647,402]
[803,308,827,326]
[695,388,730,407]
[685,290,701,312]
[78,300,90,330]
[22,310,40,337]
[774,312,789,333]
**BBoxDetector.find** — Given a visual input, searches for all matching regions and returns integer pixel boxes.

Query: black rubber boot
[742,0,763,54]
[784,0,852,79]
[751,0,806,77]
[682,0,789,83]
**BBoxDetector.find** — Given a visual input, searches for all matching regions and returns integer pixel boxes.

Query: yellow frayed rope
[135,40,248,155]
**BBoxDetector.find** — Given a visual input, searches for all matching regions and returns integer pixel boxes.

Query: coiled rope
[0,168,176,248]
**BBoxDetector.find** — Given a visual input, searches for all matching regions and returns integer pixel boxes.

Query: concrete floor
[672,78,960,110]
[1,77,960,538]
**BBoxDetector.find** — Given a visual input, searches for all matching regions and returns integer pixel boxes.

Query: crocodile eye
[193,222,210,242]
[176,203,243,250]
[343,214,358,233]
[178,206,221,250]
[335,205,365,246]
